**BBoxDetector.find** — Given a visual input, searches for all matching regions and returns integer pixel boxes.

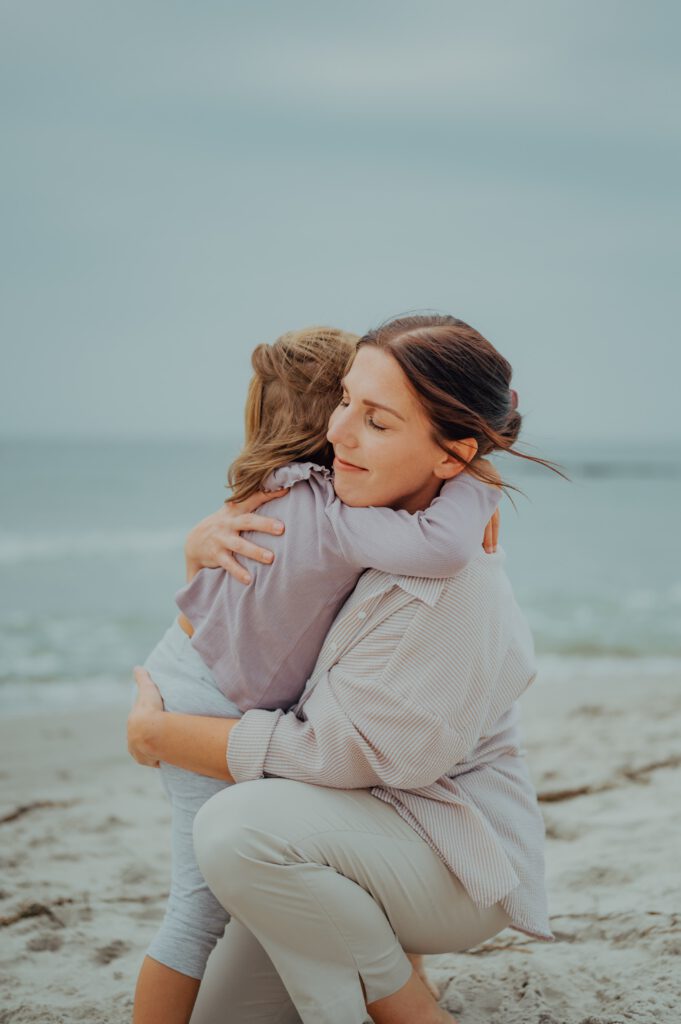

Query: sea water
[1,438,679,712]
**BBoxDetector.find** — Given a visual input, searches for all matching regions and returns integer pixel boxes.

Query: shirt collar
[391,574,446,606]
[358,570,446,608]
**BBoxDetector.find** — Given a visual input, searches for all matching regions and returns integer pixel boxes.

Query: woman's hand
[128,668,237,781]
[127,667,165,767]
[185,489,289,585]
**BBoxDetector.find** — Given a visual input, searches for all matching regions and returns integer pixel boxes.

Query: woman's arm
[129,595,478,788]
[130,571,535,791]
[227,576,535,791]
[128,667,239,780]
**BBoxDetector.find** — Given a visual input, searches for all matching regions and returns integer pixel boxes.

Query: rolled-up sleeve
[227,708,283,782]
[228,671,468,789]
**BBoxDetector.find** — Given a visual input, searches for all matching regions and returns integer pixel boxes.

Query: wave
[501,443,681,480]
[2,654,679,717]
[0,675,135,716]
[571,461,681,480]
[535,653,681,679]
[0,529,186,565]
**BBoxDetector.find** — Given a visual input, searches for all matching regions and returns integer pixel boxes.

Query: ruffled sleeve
[265,461,332,491]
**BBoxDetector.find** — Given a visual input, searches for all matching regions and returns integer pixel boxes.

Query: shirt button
[357,611,367,621]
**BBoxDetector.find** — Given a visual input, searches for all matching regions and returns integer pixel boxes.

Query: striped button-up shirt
[228,550,553,941]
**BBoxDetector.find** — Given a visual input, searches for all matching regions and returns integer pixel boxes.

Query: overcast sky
[2,0,679,446]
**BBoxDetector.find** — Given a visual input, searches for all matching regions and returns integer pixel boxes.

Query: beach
[3,0,680,1012]
[1,663,680,1024]
[2,438,679,1021]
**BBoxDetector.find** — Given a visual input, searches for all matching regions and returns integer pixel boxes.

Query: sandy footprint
[94,939,130,965]
[25,932,63,952]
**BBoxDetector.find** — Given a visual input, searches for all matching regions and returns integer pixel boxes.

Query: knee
[193,787,246,897]
[193,780,293,908]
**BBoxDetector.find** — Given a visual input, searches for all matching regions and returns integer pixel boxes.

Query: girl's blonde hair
[228,326,359,502]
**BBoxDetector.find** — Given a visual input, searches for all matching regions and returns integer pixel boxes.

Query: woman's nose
[327,406,357,449]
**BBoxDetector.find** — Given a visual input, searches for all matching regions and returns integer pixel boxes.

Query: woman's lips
[333,456,367,472]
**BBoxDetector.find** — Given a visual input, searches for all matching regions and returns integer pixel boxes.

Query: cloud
[2,1,679,147]
[1,0,679,440]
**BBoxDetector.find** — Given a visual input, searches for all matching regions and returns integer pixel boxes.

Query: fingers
[228,488,289,515]
[128,748,160,768]
[220,552,253,586]
[133,666,151,687]
[130,751,160,768]
[482,509,500,554]
[213,499,286,584]
[235,492,267,513]
[256,487,289,505]
[218,512,284,565]
[233,511,286,536]
[218,536,277,582]
[132,667,165,711]
[230,536,275,565]
[133,666,160,691]
[492,508,500,550]
[220,507,285,539]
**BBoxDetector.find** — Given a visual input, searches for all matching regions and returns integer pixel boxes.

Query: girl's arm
[181,473,500,589]
[326,468,502,577]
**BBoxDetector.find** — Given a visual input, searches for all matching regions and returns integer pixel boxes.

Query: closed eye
[338,396,387,431]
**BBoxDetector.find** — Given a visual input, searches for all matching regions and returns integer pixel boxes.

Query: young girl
[132,326,501,1024]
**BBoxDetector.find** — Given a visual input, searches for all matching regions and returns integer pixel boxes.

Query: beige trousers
[191,778,510,1024]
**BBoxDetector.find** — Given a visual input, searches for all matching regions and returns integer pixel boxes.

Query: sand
[1,665,680,1023]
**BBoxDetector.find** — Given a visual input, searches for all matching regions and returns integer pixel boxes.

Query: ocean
[1,438,679,712]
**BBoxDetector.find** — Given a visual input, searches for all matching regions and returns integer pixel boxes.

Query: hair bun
[253,329,356,395]
[500,409,522,446]
[251,343,278,382]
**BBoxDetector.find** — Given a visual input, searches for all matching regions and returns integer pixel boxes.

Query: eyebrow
[341,377,406,422]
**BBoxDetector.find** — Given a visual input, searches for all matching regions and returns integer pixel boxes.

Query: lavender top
[176,462,500,712]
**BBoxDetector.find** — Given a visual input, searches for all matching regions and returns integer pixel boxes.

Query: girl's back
[176,460,499,712]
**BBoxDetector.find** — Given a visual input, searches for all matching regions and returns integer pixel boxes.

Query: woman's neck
[393,476,444,515]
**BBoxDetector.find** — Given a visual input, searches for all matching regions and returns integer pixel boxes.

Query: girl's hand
[127,667,165,767]
[185,488,289,585]
[483,507,500,554]
[474,458,501,554]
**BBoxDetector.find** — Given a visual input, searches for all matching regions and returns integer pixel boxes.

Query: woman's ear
[435,438,478,480]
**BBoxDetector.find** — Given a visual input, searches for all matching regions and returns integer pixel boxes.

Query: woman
[128,314,554,1024]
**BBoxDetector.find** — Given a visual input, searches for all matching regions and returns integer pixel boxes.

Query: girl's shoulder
[265,461,333,493]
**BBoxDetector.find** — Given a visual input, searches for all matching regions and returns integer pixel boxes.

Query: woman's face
[327,345,472,512]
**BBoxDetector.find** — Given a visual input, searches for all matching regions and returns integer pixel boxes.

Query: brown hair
[357,314,564,490]
[228,326,358,501]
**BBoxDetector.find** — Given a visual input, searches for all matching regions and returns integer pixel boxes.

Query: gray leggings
[143,619,242,979]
